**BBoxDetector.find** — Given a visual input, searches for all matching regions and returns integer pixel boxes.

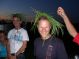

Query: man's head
[37,16,51,38]
[32,11,64,36]
[12,14,22,29]
[0,30,6,42]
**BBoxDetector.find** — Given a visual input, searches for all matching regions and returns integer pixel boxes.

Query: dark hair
[0,30,8,44]
[12,14,22,21]
[0,30,7,40]
[0,30,6,36]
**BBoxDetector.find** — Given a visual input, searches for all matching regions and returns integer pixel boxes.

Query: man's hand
[10,55,16,59]
[57,7,66,18]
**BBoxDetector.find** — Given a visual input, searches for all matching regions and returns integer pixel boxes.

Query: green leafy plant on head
[31,10,64,36]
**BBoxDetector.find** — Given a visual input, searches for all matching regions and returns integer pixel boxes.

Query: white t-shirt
[8,28,29,53]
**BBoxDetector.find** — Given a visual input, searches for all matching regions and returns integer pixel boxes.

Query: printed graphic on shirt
[10,31,23,41]
[46,45,53,59]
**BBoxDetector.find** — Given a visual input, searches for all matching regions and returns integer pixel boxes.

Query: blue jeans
[16,53,25,59]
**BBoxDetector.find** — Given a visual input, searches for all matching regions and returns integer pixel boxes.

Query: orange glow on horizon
[0,16,10,20]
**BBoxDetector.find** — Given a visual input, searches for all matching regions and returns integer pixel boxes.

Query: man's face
[12,17,22,28]
[0,33,5,41]
[37,19,51,38]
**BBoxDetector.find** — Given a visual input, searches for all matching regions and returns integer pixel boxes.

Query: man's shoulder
[8,28,15,33]
[20,28,27,32]
[51,36,63,44]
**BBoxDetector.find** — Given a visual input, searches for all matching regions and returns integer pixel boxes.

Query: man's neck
[42,34,51,40]
[15,27,21,30]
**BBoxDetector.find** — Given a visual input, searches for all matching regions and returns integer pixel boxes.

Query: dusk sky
[0,0,79,23]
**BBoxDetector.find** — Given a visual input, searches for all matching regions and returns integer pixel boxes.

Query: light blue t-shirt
[0,43,7,57]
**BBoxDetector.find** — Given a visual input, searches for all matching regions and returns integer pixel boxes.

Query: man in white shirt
[8,14,29,59]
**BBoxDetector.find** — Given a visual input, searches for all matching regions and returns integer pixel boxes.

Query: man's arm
[57,7,78,38]
[6,40,11,59]
[16,41,27,55]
